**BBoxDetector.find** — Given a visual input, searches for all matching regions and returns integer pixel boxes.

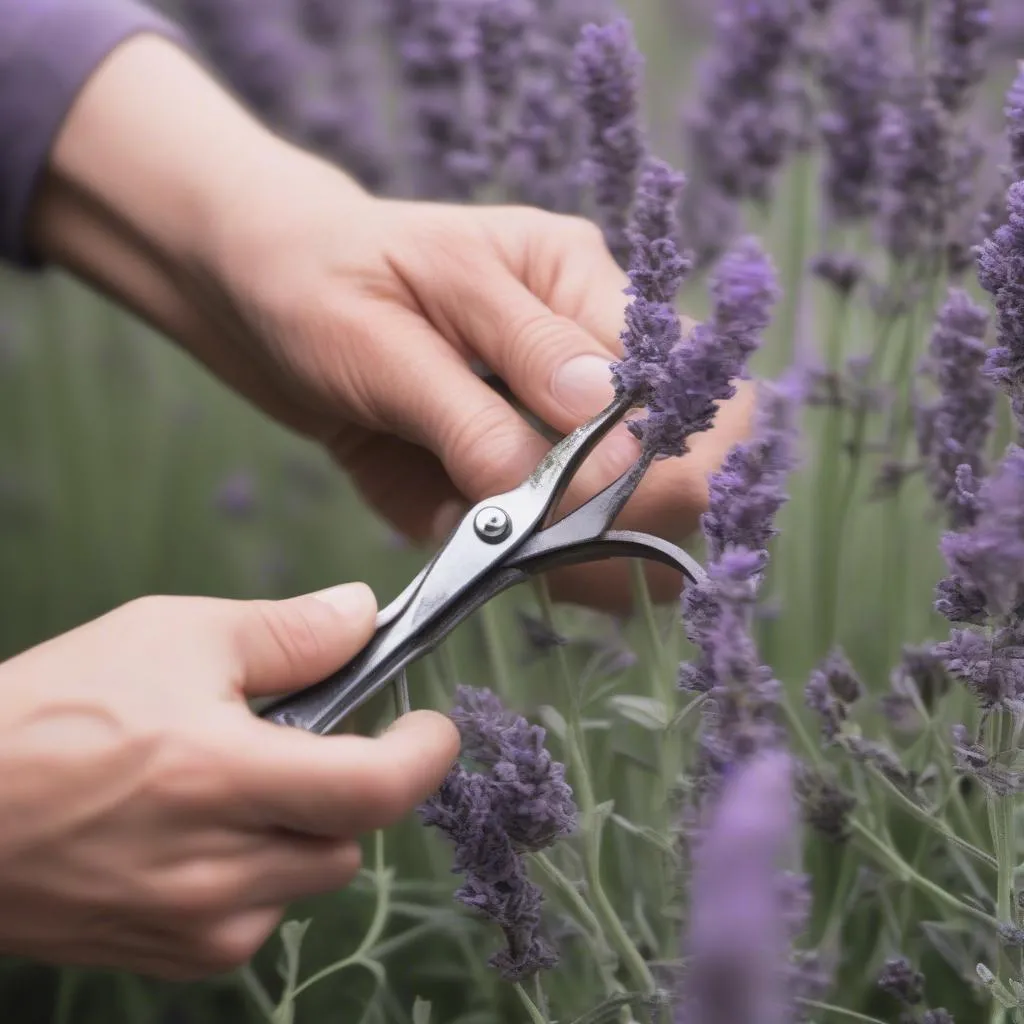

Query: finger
[439,267,622,433]
[344,305,551,504]
[239,836,362,907]
[329,429,464,545]
[228,709,460,837]
[227,583,378,697]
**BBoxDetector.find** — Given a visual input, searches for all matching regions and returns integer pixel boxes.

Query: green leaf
[609,813,676,854]
[607,695,670,730]
[412,997,432,1024]
[278,919,311,988]
[537,704,567,740]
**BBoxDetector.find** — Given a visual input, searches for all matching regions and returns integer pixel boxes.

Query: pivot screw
[474,506,512,543]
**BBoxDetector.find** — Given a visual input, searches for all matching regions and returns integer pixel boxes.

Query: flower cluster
[419,686,577,981]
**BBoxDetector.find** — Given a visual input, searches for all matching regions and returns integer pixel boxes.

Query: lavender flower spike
[641,237,780,459]
[818,0,892,223]
[977,180,1024,425]
[915,288,995,528]
[612,157,691,400]
[701,373,800,563]
[676,752,798,1024]
[570,18,647,267]
[420,687,576,980]
[1008,62,1024,183]
[931,0,993,114]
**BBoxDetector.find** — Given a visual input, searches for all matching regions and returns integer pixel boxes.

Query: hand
[29,36,754,608]
[0,583,458,979]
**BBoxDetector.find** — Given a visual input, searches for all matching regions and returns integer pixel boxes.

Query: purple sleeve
[0,0,189,268]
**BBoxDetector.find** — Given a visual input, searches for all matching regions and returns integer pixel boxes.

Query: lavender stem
[987,710,1016,1024]
[514,982,550,1024]
[532,579,656,996]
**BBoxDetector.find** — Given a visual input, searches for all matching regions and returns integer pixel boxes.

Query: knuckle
[441,403,530,498]
[250,599,327,675]
[168,864,236,917]
[561,214,606,248]
[505,310,585,382]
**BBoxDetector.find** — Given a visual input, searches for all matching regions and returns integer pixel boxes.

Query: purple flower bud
[1006,62,1024,183]
[930,0,993,114]
[915,288,995,528]
[878,957,925,1006]
[684,0,810,206]
[701,375,800,562]
[476,0,534,160]
[570,18,647,265]
[876,80,953,260]
[939,445,1024,618]
[638,237,779,459]
[610,157,691,400]
[805,647,863,741]
[678,752,798,1024]
[393,0,491,199]
[818,0,893,223]
[977,180,1024,425]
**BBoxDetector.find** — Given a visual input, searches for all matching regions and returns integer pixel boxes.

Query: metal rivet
[474,506,512,543]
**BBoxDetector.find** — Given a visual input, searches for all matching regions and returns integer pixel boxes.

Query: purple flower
[178,0,305,127]
[611,157,691,400]
[930,0,993,114]
[420,687,575,981]
[504,77,583,212]
[570,18,647,265]
[805,647,863,741]
[876,79,953,260]
[676,752,799,1024]
[393,0,491,199]
[448,685,577,851]
[420,766,558,980]
[639,238,780,459]
[939,445,1024,619]
[1007,60,1024,183]
[818,0,893,223]
[684,0,809,205]
[878,957,925,1006]
[475,0,534,160]
[977,180,1024,424]
[915,288,995,528]
[701,375,800,562]
[809,252,865,296]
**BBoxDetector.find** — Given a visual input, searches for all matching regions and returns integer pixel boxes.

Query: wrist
[29,34,309,279]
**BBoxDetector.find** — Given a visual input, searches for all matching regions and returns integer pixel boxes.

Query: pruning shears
[259,393,706,735]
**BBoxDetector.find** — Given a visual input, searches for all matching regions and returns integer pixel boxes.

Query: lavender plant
[11,1,1024,1023]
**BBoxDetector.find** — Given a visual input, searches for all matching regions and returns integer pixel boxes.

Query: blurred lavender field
[3,1,1024,1023]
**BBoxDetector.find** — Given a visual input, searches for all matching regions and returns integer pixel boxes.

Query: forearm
[29,36,290,309]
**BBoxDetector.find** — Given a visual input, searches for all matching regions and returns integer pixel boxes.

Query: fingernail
[431,500,469,544]
[553,354,615,419]
[311,581,376,617]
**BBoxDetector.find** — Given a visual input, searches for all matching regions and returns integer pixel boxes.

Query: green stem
[292,831,393,999]
[851,818,998,926]
[813,294,853,650]
[988,711,1016,1024]
[53,970,81,1024]
[867,767,996,869]
[796,999,889,1024]
[535,581,656,997]
[480,602,513,696]
[514,983,551,1024]
[239,965,276,1023]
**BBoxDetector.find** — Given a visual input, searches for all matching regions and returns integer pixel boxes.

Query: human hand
[0,583,458,979]
[29,36,753,608]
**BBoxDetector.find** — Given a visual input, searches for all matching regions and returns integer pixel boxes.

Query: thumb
[229,582,378,697]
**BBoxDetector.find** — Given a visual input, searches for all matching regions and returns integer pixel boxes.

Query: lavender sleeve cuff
[0,0,189,269]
